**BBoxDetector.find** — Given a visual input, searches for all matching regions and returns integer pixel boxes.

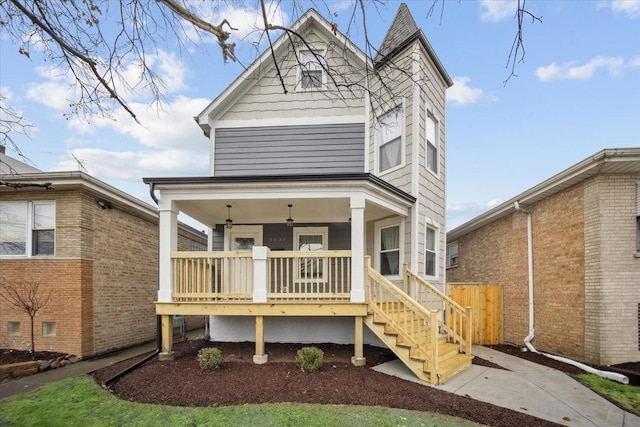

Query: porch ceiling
[176,197,393,228]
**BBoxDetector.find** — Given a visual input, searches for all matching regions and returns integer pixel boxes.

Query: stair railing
[365,257,440,382]
[403,263,472,356]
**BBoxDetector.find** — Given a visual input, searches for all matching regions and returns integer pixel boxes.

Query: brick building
[0,147,206,358]
[447,148,640,366]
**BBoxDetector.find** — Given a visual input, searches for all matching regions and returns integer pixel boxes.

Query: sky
[1,0,639,231]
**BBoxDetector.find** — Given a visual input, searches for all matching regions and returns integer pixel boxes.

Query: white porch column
[252,246,269,302]
[158,200,178,302]
[350,195,366,302]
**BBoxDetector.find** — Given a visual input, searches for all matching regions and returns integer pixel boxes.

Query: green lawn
[0,376,482,427]
[576,373,640,416]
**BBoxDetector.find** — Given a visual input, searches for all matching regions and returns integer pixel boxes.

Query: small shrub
[197,347,222,370]
[295,346,324,372]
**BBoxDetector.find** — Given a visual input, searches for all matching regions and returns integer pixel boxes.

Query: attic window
[299,51,326,90]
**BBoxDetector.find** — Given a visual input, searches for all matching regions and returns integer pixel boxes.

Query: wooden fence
[447,283,503,345]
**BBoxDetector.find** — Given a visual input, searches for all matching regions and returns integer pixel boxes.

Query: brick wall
[448,183,586,360]
[584,174,640,365]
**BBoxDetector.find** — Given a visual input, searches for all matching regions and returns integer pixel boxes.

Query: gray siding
[214,124,364,176]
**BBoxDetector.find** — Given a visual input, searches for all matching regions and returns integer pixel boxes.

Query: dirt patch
[91,340,559,427]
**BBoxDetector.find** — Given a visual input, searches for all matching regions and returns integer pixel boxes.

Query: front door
[224,225,263,251]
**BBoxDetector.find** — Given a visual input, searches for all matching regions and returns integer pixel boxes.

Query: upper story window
[426,110,439,175]
[377,107,404,174]
[298,50,326,90]
[0,201,55,257]
[425,224,438,277]
[446,241,459,268]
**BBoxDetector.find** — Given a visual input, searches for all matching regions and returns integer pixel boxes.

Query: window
[425,225,437,277]
[42,322,56,337]
[0,201,55,256]
[294,227,328,281]
[446,241,459,268]
[299,51,325,90]
[375,218,403,277]
[379,225,400,275]
[190,240,207,251]
[378,108,403,173]
[426,111,439,174]
[8,321,21,336]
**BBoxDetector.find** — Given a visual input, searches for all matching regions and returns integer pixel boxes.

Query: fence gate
[447,283,503,345]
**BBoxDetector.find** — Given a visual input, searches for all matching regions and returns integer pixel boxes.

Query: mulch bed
[90,340,561,427]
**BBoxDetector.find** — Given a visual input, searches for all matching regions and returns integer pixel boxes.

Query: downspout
[513,202,628,384]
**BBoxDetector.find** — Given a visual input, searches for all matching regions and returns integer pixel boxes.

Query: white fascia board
[196,9,368,129]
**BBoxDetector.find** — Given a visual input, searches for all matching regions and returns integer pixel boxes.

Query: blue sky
[1,0,639,230]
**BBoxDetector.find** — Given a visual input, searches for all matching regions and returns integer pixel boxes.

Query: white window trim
[424,219,440,280]
[293,226,329,282]
[425,107,441,178]
[374,217,404,280]
[296,49,327,92]
[376,102,406,176]
[0,200,55,258]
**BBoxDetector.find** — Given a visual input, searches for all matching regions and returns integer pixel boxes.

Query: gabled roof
[196,8,368,136]
[447,148,640,241]
[374,3,453,88]
[0,151,42,174]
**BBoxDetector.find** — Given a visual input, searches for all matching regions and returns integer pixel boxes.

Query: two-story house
[144,4,471,384]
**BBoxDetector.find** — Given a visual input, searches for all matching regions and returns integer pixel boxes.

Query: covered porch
[144,174,416,364]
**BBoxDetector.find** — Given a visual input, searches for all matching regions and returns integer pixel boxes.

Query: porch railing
[171,250,352,303]
[267,250,351,301]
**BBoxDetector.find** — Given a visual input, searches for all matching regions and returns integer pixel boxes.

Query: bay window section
[426,111,438,175]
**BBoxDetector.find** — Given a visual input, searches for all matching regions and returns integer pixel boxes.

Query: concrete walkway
[374,346,640,427]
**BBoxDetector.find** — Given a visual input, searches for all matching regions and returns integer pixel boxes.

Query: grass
[0,376,482,427]
[576,373,640,415]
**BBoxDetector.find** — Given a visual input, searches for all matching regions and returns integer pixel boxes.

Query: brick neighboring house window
[8,321,21,336]
[0,201,55,256]
[42,322,56,337]
[446,241,458,268]
[636,182,640,252]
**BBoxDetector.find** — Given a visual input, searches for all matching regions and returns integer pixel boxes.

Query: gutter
[513,201,629,385]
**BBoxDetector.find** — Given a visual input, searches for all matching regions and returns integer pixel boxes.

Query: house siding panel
[214,124,365,176]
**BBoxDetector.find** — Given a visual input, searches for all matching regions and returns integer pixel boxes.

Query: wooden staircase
[364,260,472,385]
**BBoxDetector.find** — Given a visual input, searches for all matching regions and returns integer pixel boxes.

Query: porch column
[158,314,174,360]
[252,246,269,303]
[158,200,178,302]
[350,195,366,302]
[253,315,268,364]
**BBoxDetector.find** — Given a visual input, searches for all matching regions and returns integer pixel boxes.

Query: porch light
[286,204,294,228]
[226,205,233,229]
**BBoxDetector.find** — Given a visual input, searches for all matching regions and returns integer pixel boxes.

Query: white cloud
[447,77,493,106]
[535,56,627,81]
[630,55,640,68]
[479,0,517,22]
[447,199,504,230]
[610,0,640,18]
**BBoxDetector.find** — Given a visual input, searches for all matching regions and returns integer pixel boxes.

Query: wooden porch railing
[172,251,254,301]
[171,250,352,302]
[403,263,472,355]
[267,250,351,302]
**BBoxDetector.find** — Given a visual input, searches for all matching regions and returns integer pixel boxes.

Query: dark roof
[375,3,419,63]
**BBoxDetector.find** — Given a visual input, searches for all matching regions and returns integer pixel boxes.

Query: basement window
[8,321,21,336]
[42,322,56,337]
